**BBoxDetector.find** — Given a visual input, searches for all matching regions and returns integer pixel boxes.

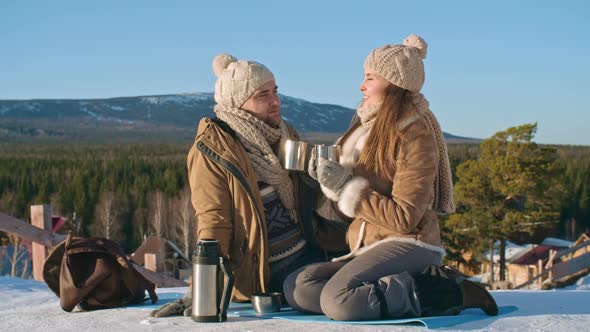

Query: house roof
[511,245,562,265]
[483,241,533,263]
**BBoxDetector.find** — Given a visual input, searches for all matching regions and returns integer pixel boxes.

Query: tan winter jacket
[187,118,346,301]
[324,111,446,260]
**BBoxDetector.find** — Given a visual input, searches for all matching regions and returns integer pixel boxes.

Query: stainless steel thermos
[191,239,234,322]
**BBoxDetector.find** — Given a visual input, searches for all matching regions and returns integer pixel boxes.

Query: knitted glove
[317,158,352,195]
[308,146,318,180]
[150,290,192,318]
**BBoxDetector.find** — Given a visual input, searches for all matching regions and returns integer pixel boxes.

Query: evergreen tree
[445,123,563,282]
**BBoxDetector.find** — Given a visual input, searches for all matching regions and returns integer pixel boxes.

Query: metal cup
[315,144,340,163]
[280,140,309,171]
[251,292,283,313]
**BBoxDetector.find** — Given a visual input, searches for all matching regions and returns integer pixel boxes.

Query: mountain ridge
[0,93,476,143]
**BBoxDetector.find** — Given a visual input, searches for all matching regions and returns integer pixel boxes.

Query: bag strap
[65,231,74,250]
[66,247,110,255]
[65,235,112,256]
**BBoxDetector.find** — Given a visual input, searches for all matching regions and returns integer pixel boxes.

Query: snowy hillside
[0,93,355,134]
[1,276,589,331]
[0,94,474,143]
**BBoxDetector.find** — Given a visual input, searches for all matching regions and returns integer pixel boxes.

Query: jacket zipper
[196,140,266,293]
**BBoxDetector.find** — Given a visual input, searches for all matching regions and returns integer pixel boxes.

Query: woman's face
[360,69,390,106]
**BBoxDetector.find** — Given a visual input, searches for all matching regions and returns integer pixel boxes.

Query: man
[151,54,346,317]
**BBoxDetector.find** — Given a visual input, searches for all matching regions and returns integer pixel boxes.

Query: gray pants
[283,241,442,321]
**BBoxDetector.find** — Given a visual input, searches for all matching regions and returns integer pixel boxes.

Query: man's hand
[150,293,192,318]
[317,158,352,195]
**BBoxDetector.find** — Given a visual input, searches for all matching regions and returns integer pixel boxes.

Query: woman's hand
[317,158,352,195]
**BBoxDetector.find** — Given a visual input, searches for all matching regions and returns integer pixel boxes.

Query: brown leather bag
[43,233,158,311]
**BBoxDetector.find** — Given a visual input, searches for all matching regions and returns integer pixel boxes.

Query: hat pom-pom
[212,53,237,77]
[403,34,427,59]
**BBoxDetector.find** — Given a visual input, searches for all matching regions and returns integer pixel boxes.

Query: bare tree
[91,191,122,241]
[7,234,28,277]
[0,192,16,217]
[49,192,62,218]
[149,190,167,240]
[171,186,196,258]
[20,257,30,279]
[0,240,6,275]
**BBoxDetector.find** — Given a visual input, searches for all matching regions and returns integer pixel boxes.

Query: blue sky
[1,1,588,145]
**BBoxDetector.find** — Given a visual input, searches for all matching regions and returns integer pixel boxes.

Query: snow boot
[414,265,498,316]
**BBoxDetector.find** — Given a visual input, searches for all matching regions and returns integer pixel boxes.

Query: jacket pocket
[229,237,247,271]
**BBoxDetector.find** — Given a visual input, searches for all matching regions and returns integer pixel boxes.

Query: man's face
[240,79,281,127]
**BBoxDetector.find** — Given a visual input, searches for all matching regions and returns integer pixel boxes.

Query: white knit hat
[364,34,428,92]
[212,53,275,108]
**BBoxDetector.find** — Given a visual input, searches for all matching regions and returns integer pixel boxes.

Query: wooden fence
[514,240,590,289]
[0,205,186,287]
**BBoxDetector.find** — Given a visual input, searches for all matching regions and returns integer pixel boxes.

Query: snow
[0,277,56,311]
[110,105,126,111]
[541,237,575,248]
[505,244,535,263]
[1,276,590,331]
[23,102,41,112]
[0,106,11,115]
[565,275,590,290]
[115,118,136,125]
[141,96,160,105]
[76,104,135,124]
[482,238,576,265]
[140,94,213,106]
[183,92,214,102]
[484,241,533,263]
[80,106,102,120]
[0,103,40,115]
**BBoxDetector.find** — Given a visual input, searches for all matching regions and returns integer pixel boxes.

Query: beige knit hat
[364,34,428,92]
[212,53,275,108]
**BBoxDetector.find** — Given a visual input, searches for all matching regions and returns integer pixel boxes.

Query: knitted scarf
[214,104,295,210]
[356,101,382,129]
[409,93,456,214]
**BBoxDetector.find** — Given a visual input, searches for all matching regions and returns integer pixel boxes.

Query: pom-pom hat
[364,34,428,92]
[212,53,275,108]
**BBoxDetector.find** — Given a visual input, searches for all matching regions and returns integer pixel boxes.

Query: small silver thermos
[191,239,234,322]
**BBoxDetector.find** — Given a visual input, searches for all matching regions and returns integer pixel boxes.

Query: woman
[283,34,497,321]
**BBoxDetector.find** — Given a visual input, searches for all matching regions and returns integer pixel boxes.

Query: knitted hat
[364,34,428,92]
[212,53,275,108]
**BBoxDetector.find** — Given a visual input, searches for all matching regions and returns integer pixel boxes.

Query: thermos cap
[193,239,220,265]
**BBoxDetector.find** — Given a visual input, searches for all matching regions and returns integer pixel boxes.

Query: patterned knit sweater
[258,182,306,271]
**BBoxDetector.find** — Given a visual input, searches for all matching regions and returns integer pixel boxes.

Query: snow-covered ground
[1,276,590,331]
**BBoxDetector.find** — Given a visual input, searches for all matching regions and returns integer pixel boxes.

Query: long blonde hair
[357,84,412,179]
